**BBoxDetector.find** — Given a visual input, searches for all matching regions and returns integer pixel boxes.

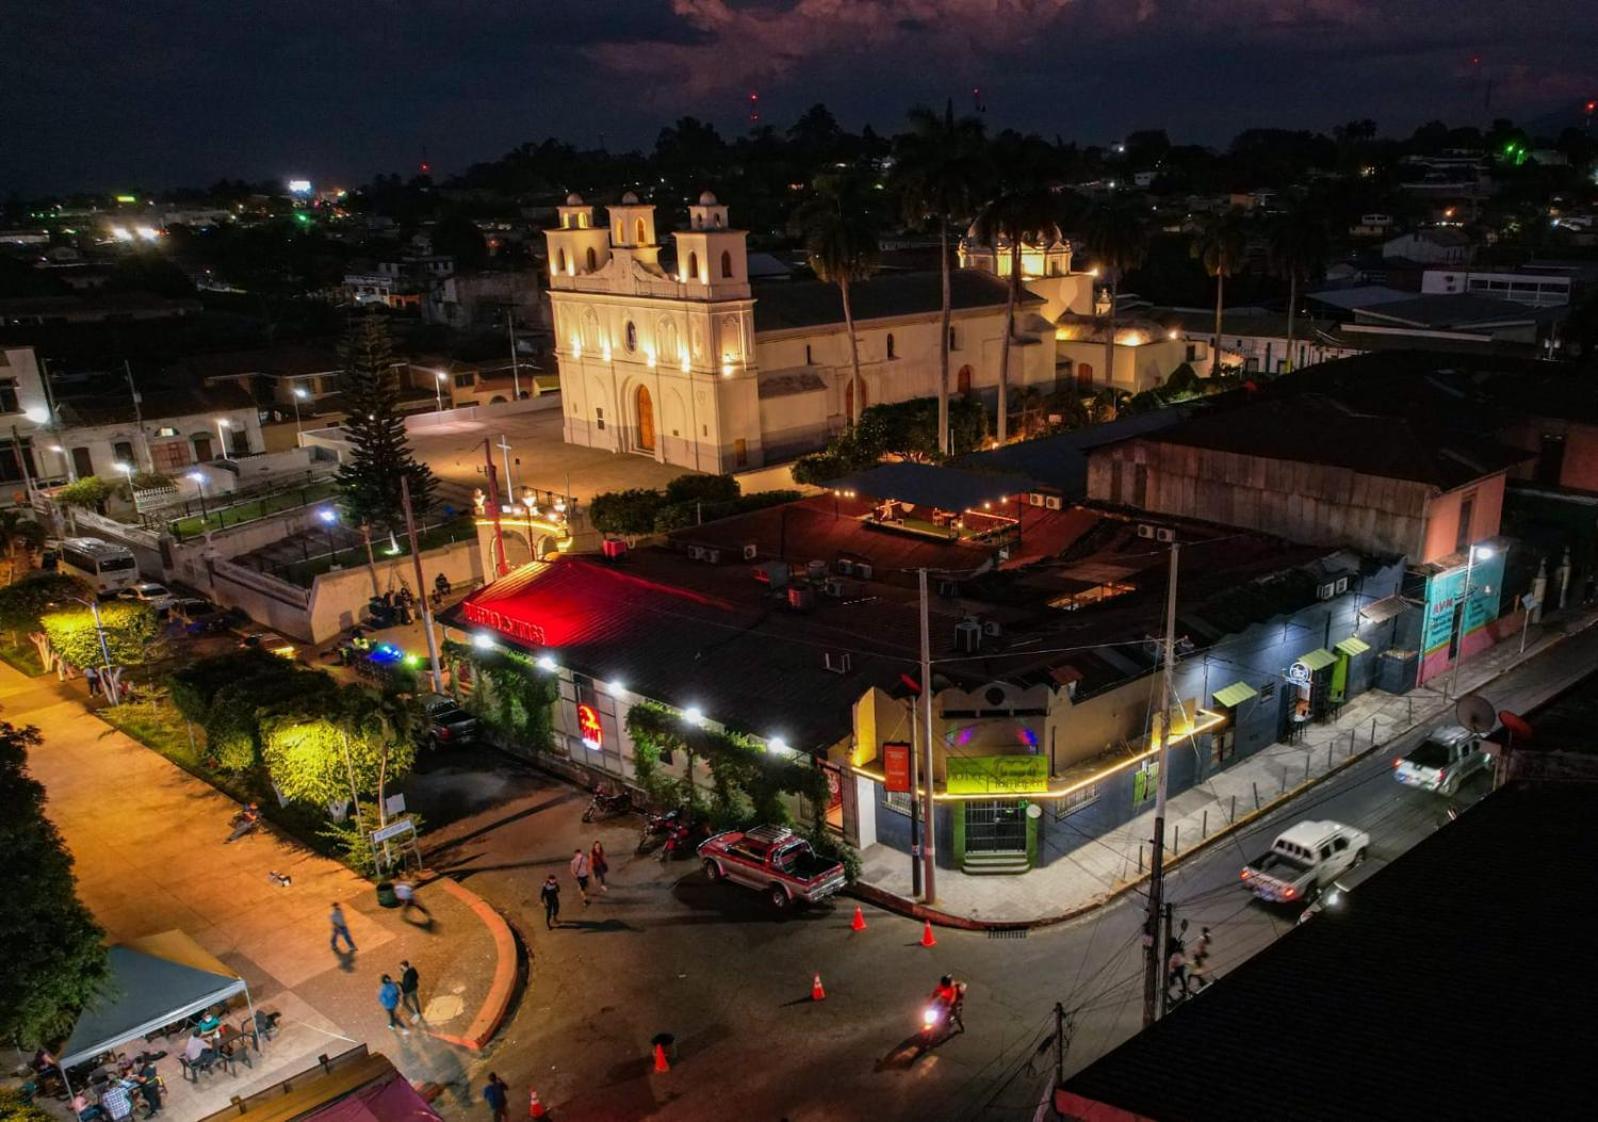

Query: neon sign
[576,703,603,751]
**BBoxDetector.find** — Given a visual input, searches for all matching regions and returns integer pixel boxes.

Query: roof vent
[955,617,983,655]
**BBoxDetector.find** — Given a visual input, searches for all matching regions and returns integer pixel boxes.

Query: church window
[557,248,568,273]
[720,250,733,278]
[585,247,597,272]
[886,333,896,359]
[636,218,647,244]
[687,252,699,282]
[805,344,813,365]
[949,327,960,351]
[625,321,638,352]
[577,212,589,229]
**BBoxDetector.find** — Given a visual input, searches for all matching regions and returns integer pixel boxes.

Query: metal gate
[965,800,1028,853]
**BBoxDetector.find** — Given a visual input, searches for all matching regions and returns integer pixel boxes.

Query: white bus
[57,537,141,594]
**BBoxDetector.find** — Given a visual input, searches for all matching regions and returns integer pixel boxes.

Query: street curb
[423,877,519,1051]
[852,609,1598,931]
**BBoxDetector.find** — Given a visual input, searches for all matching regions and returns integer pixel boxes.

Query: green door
[1330,653,1349,704]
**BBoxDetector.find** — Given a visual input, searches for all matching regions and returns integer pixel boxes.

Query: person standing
[590,840,609,893]
[378,974,408,1033]
[481,1073,509,1122]
[399,959,422,1021]
[84,666,100,698]
[539,874,561,929]
[329,902,356,954]
[570,848,591,905]
[132,1058,163,1117]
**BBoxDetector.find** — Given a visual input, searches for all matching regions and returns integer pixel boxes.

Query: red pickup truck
[698,825,848,910]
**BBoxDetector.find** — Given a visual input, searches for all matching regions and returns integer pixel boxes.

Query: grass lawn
[169,480,340,539]
[96,697,206,768]
[0,638,46,676]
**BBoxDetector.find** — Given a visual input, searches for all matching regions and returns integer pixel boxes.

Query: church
[546,191,1117,473]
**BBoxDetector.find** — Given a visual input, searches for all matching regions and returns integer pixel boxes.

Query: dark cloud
[3,0,1593,194]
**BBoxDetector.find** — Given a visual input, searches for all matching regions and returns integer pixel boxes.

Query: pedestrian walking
[394,879,431,922]
[539,874,561,929]
[84,666,100,698]
[1166,947,1188,997]
[481,1073,509,1122]
[329,902,356,954]
[378,974,408,1033]
[590,840,609,893]
[399,959,422,1021]
[570,848,591,904]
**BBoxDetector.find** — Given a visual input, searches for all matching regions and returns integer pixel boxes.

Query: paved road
[437,620,1598,1121]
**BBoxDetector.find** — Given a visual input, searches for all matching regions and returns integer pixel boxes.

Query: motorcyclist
[930,975,966,1033]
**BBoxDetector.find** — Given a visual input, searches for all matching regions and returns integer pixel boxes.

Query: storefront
[1418,547,1506,685]
[945,756,1049,872]
[1287,647,1338,734]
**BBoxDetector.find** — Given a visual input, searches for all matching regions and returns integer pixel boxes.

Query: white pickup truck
[1241,820,1369,905]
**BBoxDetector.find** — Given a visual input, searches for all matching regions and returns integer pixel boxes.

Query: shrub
[664,473,739,505]
[589,488,668,536]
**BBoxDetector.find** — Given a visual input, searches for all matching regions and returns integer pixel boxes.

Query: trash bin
[376,881,399,908]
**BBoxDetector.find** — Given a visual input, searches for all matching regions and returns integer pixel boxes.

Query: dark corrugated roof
[955,408,1198,497]
[753,270,1028,333]
[829,463,1039,511]
[1058,781,1592,1122]
[1354,293,1537,327]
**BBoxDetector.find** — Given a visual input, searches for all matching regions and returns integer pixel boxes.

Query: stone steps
[961,851,1030,875]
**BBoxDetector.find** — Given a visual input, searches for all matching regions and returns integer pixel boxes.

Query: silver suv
[1393,725,1488,796]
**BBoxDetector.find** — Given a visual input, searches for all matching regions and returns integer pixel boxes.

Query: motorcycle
[658,816,707,863]
[635,808,681,854]
[919,984,966,1049]
[582,787,633,823]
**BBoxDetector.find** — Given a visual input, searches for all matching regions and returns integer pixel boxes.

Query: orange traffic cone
[653,1042,670,1073]
[920,919,937,948]
[528,1088,547,1118]
[850,905,867,932]
[811,972,826,1001]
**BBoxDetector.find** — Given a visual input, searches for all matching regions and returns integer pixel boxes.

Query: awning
[1296,648,1338,672]
[59,931,249,1067]
[1213,681,1259,708]
[1335,636,1372,657]
[1359,595,1409,624]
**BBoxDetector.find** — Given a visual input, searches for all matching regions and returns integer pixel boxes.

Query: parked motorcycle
[582,787,633,823]
[636,808,681,854]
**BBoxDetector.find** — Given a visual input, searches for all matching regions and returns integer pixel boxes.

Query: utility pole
[123,360,152,471]
[1053,1002,1067,1087]
[482,438,507,577]
[507,313,523,401]
[919,568,937,904]
[1142,542,1180,1028]
[1158,902,1175,1017]
[401,475,444,693]
[908,691,922,899]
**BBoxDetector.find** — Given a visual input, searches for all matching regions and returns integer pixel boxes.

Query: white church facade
[546,191,1117,473]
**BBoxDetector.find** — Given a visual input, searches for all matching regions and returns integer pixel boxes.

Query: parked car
[1393,725,1489,796]
[698,824,847,910]
[420,693,477,748]
[118,582,177,615]
[1241,820,1369,906]
[239,630,297,660]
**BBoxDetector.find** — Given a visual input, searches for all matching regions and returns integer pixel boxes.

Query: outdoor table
[215,1026,252,1074]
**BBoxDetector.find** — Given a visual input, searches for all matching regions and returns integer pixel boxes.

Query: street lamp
[215,417,232,460]
[60,595,120,706]
[318,507,339,565]
[186,470,209,520]
[292,385,309,435]
[1449,543,1494,699]
[434,370,448,412]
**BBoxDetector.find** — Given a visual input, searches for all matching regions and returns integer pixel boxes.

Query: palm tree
[1190,210,1248,377]
[1267,205,1328,375]
[975,185,1058,444]
[895,102,988,456]
[1082,196,1151,393]
[791,176,881,427]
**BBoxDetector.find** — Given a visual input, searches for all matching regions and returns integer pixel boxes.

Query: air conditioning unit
[822,577,845,598]
[743,543,758,561]
[687,545,706,561]
[1137,524,1156,539]
[1334,576,1350,595]
[1029,492,1046,507]
[982,619,1002,638]
[1316,582,1336,601]
[855,561,874,580]
[1044,495,1062,510]
[823,651,853,674]
[836,558,855,576]
[954,617,983,654]
[1155,527,1176,543]
[704,548,721,564]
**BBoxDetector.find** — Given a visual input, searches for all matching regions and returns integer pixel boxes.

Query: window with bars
[1052,783,1099,820]
[884,789,914,816]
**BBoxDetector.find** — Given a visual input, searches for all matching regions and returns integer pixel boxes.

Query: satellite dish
[1455,694,1497,734]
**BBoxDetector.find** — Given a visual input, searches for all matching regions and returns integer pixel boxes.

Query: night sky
[6,0,1593,195]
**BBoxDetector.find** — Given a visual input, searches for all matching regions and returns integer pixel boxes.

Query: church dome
[698,190,719,206]
[620,190,640,205]
[565,192,584,206]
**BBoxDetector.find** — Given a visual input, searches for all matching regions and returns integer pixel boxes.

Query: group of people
[1166,922,1214,999]
[377,961,424,1034]
[539,840,609,928]
[67,1055,162,1121]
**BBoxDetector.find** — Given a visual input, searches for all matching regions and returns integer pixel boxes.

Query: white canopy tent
[57,931,256,1080]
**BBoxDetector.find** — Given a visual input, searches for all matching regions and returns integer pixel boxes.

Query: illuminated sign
[883,742,912,793]
[576,703,603,751]
[945,755,1050,795]
[287,179,313,195]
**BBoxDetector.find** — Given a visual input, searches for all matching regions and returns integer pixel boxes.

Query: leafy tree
[55,476,112,512]
[896,101,989,455]
[334,313,435,533]
[663,473,739,506]
[1191,210,1248,376]
[40,601,160,671]
[974,181,1057,443]
[590,488,669,537]
[1267,204,1329,373]
[169,650,336,772]
[0,510,47,584]
[791,175,880,426]
[0,574,88,643]
[0,722,109,1046]
[261,684,416,826]
[1082,196,1151,394]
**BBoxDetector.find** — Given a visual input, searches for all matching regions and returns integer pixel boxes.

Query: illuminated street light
[186,471,210,519]
[215,416,232,460]
[536,654,557,672]
[291,384,309,434]
[472,631,497,651]
[434,370,448,412]
[683,706,705,726]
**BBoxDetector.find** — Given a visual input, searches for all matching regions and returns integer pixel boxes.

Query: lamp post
[62,595,120,707]
[186,471,209,521]
[434,370,448,413]
[292,385,309,435]
[1448,543,1494,700]
[318,507,339,566]
[216,417,232,460]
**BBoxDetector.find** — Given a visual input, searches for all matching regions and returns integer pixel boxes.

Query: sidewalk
[857,606,1598,926]
[0,663,511,1118]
